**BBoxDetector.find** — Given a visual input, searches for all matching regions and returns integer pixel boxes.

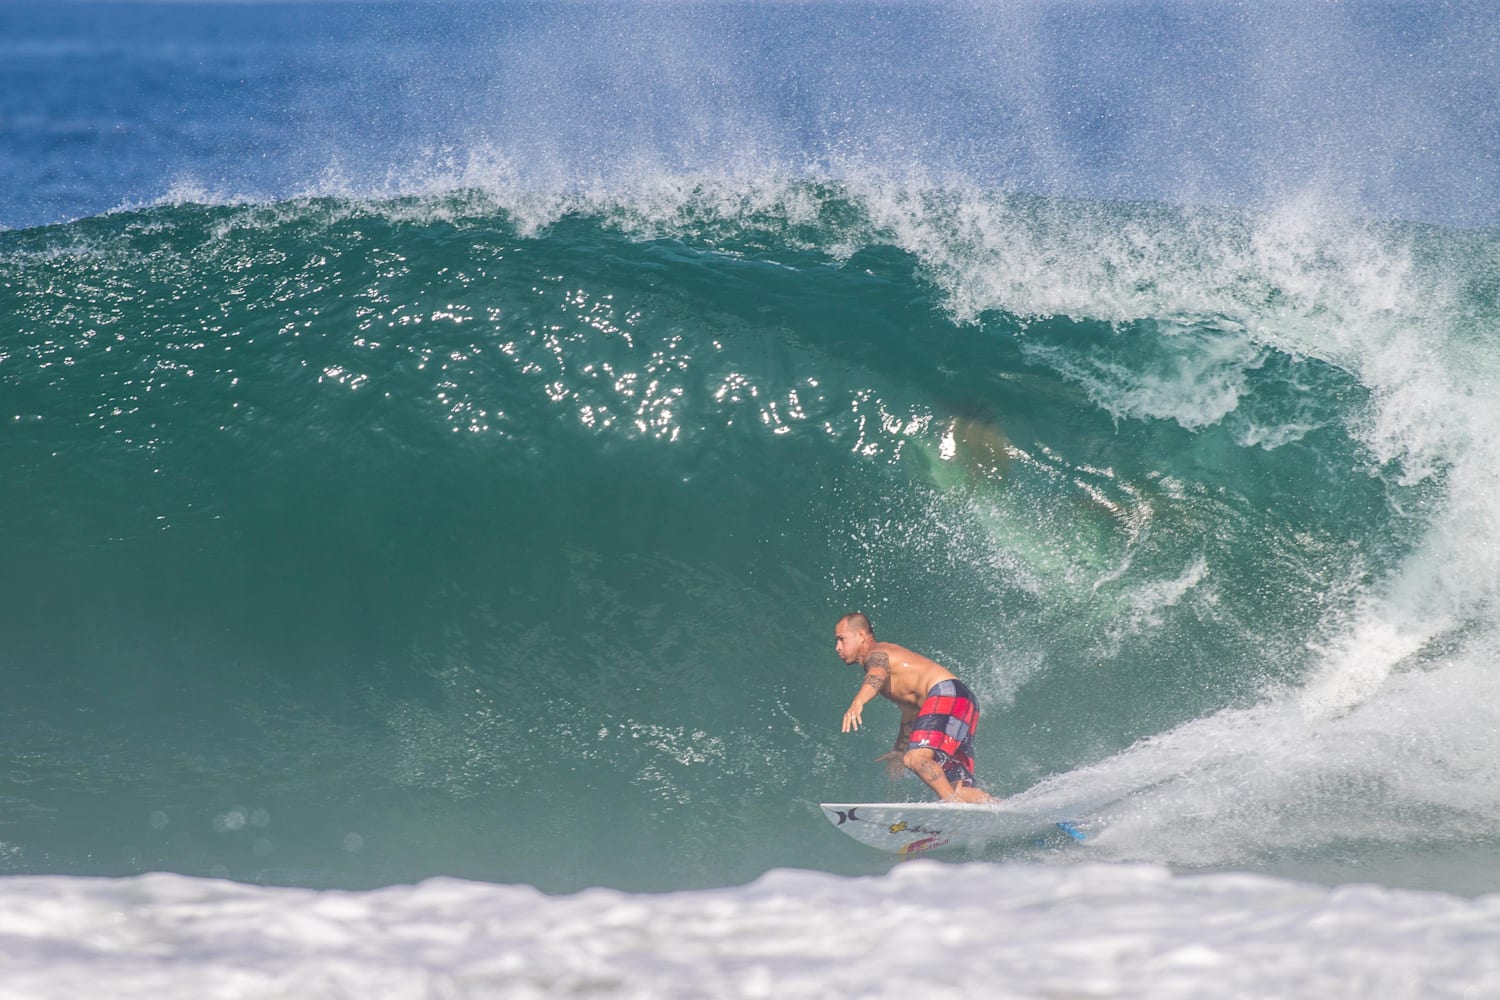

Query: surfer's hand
[875,750,905,778]
[842,705,863,732]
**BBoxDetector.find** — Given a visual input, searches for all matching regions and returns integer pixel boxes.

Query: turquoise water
[6,184,1496,896]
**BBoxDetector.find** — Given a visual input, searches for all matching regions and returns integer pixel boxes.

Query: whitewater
[4,2,1500,997]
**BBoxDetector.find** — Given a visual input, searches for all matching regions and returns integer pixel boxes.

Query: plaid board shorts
[909,678,980,784]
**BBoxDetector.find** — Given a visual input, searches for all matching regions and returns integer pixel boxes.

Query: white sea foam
[1,862,1497,1000]
[1004,644,1500,884]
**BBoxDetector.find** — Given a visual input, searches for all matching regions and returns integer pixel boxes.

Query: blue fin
[1055,821,1087,842]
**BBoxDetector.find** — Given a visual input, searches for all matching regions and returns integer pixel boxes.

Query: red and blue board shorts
[909,678,980,785]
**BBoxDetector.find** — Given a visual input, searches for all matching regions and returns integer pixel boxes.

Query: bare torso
[863,641,957,709]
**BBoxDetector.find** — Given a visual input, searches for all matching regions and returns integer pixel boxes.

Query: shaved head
[838,612,874,637]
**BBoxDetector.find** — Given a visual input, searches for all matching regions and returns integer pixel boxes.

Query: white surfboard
[820,800,1088,855]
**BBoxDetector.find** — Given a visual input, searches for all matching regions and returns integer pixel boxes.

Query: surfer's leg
[904,747,996,803]
[902,746,962,800]
[908,679,985,799]
[949,780,996,804]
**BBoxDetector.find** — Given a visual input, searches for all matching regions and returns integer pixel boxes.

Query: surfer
[833,613,994,803]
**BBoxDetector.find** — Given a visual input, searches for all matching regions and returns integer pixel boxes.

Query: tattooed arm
[841,651,890,733]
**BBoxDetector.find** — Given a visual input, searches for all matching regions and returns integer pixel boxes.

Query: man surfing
[833,612,994,803]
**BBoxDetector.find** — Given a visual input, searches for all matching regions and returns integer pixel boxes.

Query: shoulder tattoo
[863,651,890,689]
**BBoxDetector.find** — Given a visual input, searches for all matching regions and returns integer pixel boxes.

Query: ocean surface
[4,1,1500,996]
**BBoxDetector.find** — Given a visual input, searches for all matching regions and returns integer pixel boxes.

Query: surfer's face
[834,623,865,664]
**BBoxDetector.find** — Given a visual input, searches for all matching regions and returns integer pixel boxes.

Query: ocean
[3,1,1500,996]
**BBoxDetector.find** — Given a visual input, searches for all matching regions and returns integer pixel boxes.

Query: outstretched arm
[841,652,890,733]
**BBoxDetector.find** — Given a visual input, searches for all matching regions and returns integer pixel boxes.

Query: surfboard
[820,801,1088,855]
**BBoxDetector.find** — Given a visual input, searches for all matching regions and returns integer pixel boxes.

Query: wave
[2,180,1499,894]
